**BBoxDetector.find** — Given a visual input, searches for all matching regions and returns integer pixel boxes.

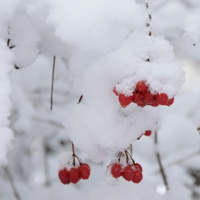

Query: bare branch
[77,95,83,104]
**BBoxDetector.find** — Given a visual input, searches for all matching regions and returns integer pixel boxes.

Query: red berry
[58,168,69,181]
[144,92,153,104]
[137,100,146,108]
[166,97,174,106]
[78,163,91,180]
[69,168,81,184]
[134,163,143,172]
[132,170,143,183]
[113,88,119,96]
[132,92,141,103]
[136,81,148,93]
[155,93,168,105]
[111,163,122,178]
[118,94,133,108]
[122,166,134,181]
[60,179,70,185]
[144,130,152,136]
[149,100,159,107]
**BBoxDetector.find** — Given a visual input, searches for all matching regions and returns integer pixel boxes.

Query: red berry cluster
[107,150,143,184]
[58,143,91,185]
[58,163,91,185]
[113,81,174,108]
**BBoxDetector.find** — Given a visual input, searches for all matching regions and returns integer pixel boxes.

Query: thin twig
[154,131,169,190]
[4,167,21,200]
[72,142,76,166]
[7,38,10,47]
[129,144,132,156]
[50,56,56,110]
[77,95,83,104]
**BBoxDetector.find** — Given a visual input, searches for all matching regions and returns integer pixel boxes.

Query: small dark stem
[7,38,10,47]
[129,144,132,156]
[154,131,169,190]
[77,94,83,104]
[5,167,21,200]
[125,150,135,165]
[124,151,129,164]
[72,142,76,166]
[50,56,56,110]
[117,152,123,162]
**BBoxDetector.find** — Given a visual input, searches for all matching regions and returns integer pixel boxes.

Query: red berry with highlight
[58,168,69,181]
[78,163,91,180]
[69,168,81,184]
[118,94,133,108]
[137,100,146,108]
[122,166,134,181]
[132,170,143,184]
[144,92,153,104]
[166,97,174,106]
[134,163,143,172]
[155,93,168,105]
[132,92,142,103]
[136,81,148,93]
[144,130,152,136]
[111,163,122,178]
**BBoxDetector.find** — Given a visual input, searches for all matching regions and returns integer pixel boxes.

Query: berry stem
[72,142,76,166]
[125,150,135,165]
[117,152,123,162]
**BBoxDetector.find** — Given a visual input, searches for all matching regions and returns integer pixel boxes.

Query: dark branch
[77,94,83,104]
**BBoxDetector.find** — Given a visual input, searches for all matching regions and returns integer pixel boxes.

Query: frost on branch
[0,40,14,165]
[184,4,200,44]
[65,32,185,163]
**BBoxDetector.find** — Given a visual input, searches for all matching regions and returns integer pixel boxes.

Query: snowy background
[1,0,200,199]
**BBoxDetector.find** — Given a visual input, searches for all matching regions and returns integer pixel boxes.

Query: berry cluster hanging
[106,150,143,184]
[58,143,91,185]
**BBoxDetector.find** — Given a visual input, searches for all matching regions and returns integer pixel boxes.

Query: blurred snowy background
[1,0,200,199]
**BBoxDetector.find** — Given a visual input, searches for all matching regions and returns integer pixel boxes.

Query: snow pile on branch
[65,32,185,162]
[47,0,145,54]
[184,4,200,44]
[0,0,18,165]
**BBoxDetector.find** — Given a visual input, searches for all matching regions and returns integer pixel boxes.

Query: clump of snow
[47,0,145,54]
[184,4,200,44]
[65,31,184,162]
[114,32,185,98]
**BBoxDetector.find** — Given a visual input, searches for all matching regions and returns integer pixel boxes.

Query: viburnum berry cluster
[107,150,143,184]
[58,143,91,185]
[114,81,174,108]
